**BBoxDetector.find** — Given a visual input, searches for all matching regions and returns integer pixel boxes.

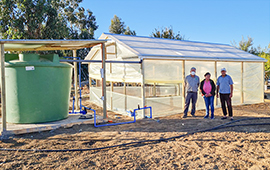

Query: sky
[82,0,270,48]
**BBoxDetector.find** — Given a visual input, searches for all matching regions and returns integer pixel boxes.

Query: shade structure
[1,39,107,51]
[85,33,266,118]
[0,39,107,136]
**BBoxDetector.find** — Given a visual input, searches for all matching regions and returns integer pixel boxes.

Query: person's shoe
[204,115,209,119]
[191,114,196,117]
[182,115,187,118]
[221,116,227,120]
[211,116,215,119]
[230,117,234,121]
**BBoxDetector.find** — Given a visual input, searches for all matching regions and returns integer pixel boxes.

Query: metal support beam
[60,59,141,64]
[0,44,7,136]
[73,50,79,110]
[101,43,107,119]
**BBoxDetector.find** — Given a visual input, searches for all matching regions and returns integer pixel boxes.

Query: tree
[0,0,98,81]
[231,36,254,53]
[232,37,270,77]
[109,15,136,35]
[0,0,98,43]
[150,26,185,40]
[124,26,136,36]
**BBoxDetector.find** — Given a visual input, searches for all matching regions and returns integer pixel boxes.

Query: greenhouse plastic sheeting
[144,60,183,84]
[89,62,141,83]
[100,33,266,62]
[243,62,264,104]
[88,60,264,118]
[145,96,182,117]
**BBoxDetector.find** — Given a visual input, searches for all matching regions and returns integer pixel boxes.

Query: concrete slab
[0,114,105,135]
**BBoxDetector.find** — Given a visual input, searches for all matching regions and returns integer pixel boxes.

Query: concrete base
[0,114,105,135]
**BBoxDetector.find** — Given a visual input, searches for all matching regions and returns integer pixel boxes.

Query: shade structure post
[241,62,244,104]
[141,59,146,117]
[182,60,185,110]
[73,50,79,110]
[0,44,7,137]
[101,43,107,119]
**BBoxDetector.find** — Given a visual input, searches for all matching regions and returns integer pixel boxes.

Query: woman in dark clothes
[200,72,216,119]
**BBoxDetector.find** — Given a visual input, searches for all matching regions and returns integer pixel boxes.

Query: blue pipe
[66,56,85,115]
[72,97,75,113]
[94,106,152,127]
[82,105,96,117]
[63,56,80,59]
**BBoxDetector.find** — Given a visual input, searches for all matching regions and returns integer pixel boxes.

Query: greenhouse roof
[100,33,266,62]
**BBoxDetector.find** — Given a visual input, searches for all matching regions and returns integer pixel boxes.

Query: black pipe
[0,117,270,152]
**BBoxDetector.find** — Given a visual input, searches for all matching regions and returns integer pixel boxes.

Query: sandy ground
[1,95,270,169]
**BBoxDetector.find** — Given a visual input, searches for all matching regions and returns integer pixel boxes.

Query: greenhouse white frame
[85,33,266,118]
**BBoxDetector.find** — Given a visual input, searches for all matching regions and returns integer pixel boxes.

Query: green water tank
[4,53,73,123]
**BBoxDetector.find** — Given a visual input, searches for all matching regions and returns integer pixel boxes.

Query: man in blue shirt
[216,68,234,120]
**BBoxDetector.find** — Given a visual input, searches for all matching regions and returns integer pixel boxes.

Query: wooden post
[73,50,79,110]
[101,43,107,119]
[214,61,218,106]
[241,62,244,104]
[182,60,185,110]
[141,59,146,117]
[177,66,180,96]
[0,44,7,135]
[88,64,92,100]
[177,83,181,96]
[110,82,113,110]
[153,83,156,96]
[262,62,265,102]
[124,82,127,110]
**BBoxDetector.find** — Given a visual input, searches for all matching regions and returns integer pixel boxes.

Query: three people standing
[183,67,234,120]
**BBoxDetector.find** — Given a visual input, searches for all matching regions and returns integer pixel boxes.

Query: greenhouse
[85,33,266,118]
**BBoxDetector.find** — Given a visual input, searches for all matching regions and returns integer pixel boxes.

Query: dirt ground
[1,98,270,169]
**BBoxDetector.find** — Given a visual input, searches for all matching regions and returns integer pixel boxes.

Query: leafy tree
[0,0,98,81]
[258,45,270,79]
[0,0,98,56]
[232,37,270,78]
[109,15,136,35]
[150,26,185,40]
[124,26,136,36]
[231,36,254,53]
